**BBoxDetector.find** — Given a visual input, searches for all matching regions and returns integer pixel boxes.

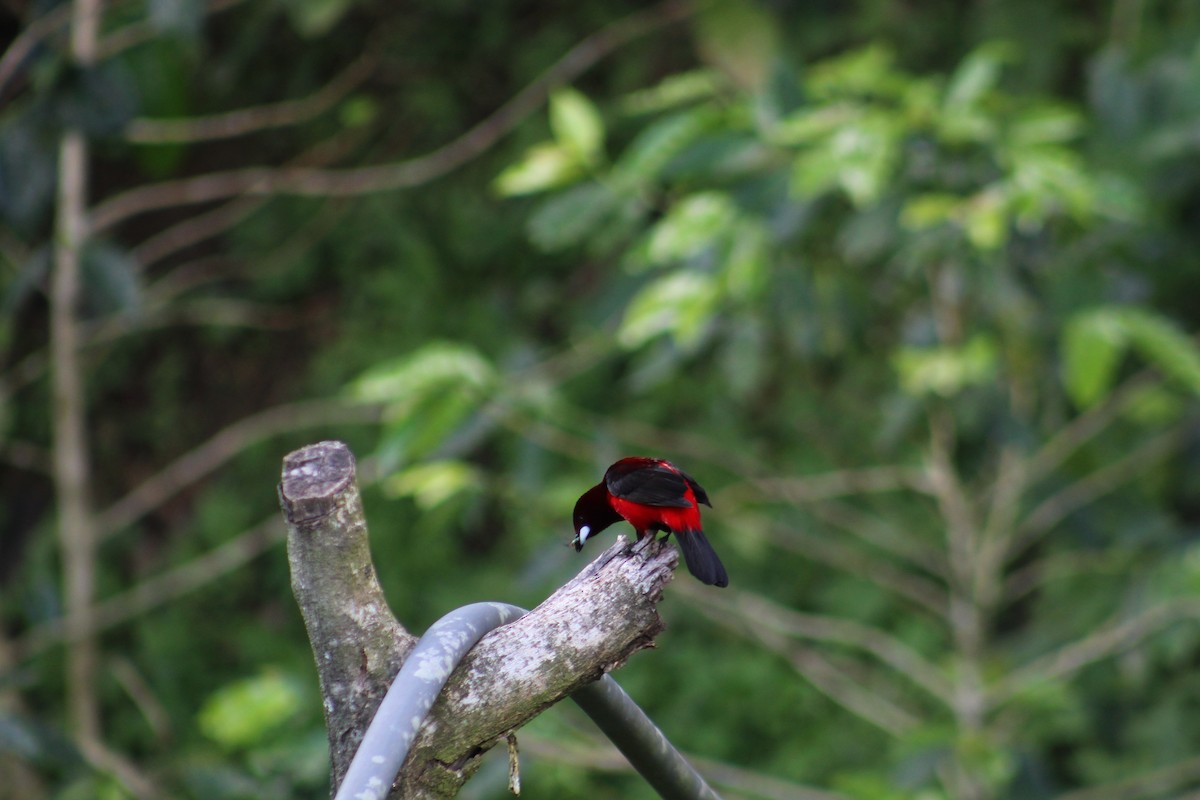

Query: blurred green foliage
[4,0,1200,798]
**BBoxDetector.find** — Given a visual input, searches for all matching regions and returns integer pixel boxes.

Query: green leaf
[722,219,769,299]
[620,69,723,115]
[148,0,203,36]
[1004,145,1095,225]
[0,115,58,232]
[348,345,493,470]
[1010,104,1085,146]
[1117,308,1200,394]
[612,108,714,187]
[384,460,482,509]
[82,241,141,319]
[1091,172,1146,223]
[55,64,139,138]
[1062,310,1127,408]
[962,187,1007,250]
[900,193,961,231]
[375,388,481,469]
[494,143,583,196]
[0,711,82,767]
[693,0,778,89]
[894,335,999,397]
[771,103,861,146]
[1062,307,1200,409]
[944,41,1016,110]
[792,110,900,205]
[279,0,355,37]
[339,95,379,129]
[1124,384,1186,425]
[644,192,738,264]
[549,88,605,167]
[348,341,494,407]
[808,45,902,99]
[526,182,621,252]
[198,670,306,749]
[618,271,718,350]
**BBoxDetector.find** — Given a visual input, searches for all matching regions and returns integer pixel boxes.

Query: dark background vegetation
[4,0,1200,798]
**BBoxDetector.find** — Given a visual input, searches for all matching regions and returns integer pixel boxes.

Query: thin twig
[126,55,373,143]
[988,598,1200,706]
[0,5,70,98]
[520,730,849,800]
[1007,425,1187,562]
[96,399,384,540]
[721,466,939,570]
[0,0,245,99]
[51,0,102,755]
[80,740,162,800]
[926,409,980,591]
[1023,372,1156,486]
[783,645,919,736]
[1057,754,1200,800]
[90,0,694,232]
[1002,549,1134,603]
[682,587,920,737]
[16,515,285,660]
[134,197,264,268]
[771,524,949,619]
[109,656,172,740]
[0,296,296,407]
[735,466,934,504]
[95,0,248,60]
[805,499,951,579]
[134,121,370,266]
[975,444,1025,605]
[0,439,53,474]
[680,582,954,704]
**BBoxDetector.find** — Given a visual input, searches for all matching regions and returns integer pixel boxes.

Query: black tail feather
[676,528,728,587]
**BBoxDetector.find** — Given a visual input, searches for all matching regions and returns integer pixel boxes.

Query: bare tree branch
[95,0,248,60]
[735,466,934,504]
[1007,425,1186,562]
[926,410,981,592]
[0,5,70,99]
[125,55,374,143]
[1024,372,1157,487]
[0,439,53,474]
[805,499,951,579]
[521,731,852,800]
[1057,754,1200,800]
[0,0,246,100]
[109,655,173,742]
[1,295,298,409]
[988,598,1200,706]
[975,445,1025,606]
[96,398,384,541]
[680,582,954,705]
[89,0,694,232]
[1002,549,1132,604]
[15,514,285,661]
[771,524,949,619]
[687,582,920,737]
[51,0,102,757]
[133,126,368,268]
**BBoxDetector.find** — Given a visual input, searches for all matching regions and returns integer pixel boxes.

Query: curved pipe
[333,601,719,800]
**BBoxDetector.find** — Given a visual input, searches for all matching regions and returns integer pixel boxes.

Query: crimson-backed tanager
[571,457,728,587]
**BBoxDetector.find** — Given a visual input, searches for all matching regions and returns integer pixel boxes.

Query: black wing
[605,458,693,508]
[679,468,712,508]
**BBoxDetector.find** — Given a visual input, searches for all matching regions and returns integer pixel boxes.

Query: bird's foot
[630,535,653,555]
